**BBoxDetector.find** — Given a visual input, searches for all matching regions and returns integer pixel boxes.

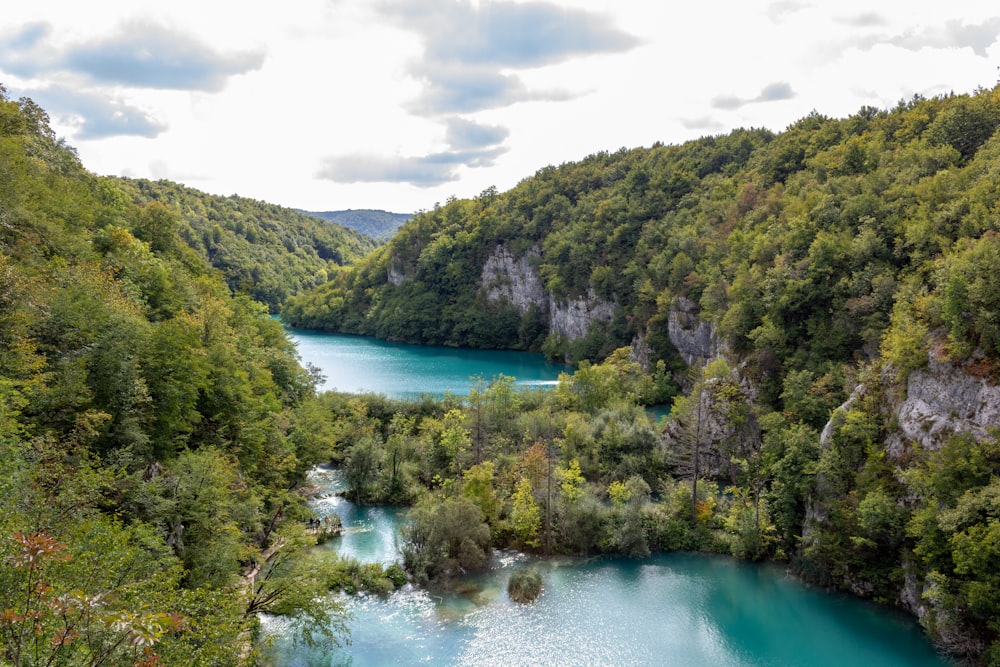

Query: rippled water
[261,468,952,667]
[284,328,567,398]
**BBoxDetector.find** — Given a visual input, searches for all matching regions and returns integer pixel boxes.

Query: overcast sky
[3,1,999,213]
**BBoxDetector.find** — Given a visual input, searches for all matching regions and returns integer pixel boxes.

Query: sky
[2,1,999,214]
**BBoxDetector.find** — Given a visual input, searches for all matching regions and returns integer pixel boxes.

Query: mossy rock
[507,567,542,603]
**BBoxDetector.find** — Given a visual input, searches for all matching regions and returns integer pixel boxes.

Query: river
[266,330,952,666]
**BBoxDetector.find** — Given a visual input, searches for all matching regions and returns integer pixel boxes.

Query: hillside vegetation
[284,87,1000,375]
[5,79,1000,666]
[111,177,376,312]
[0,87,351,663]
[282,86,1000,663]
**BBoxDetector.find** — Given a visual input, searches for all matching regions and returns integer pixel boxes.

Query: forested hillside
[284,86,1000,372]
[282,86,1000,663]
[111,177,375,312]
[298,208,411,241]
[5,79,1000,665]
[0,87,348,663]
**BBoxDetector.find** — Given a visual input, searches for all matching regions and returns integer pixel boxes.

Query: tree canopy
[0,86,348,663]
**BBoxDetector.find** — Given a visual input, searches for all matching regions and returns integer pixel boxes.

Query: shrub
[507,567,543,603]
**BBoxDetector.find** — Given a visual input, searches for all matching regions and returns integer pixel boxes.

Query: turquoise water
[286,328,567,398]
[262,468,952,667]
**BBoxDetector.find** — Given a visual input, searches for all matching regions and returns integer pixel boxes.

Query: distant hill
[111,178,377,312]
[299,209,412,240]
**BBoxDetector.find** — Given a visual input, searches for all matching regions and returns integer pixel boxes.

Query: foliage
[316,554,407,596]
[111,177,375,312]
[298,208,412,241]
[506,567,543,603]
[400,496,492,585]
[904,433,1000,659]
[8,83,1000,665]
[511,476,542,549]
[282,88,1000,379]
[0,88,349,663]
[276,84,1000,664]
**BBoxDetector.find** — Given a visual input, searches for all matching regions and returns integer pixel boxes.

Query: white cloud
[0,20,264,91]
[0,0,997,212]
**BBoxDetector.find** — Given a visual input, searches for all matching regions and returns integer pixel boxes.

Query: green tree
[607,475,651,557]
[925,94,1000,162]
[344,434,384,503]
[511,476,542,549]
[400,496,492,584]
[132,448,259,589]
[759,413,819,556]
[461,462,499,523]
[557,458,585,505]
[244,524,350,652]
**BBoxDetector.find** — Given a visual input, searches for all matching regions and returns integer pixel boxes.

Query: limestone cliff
[549,289,617,340]
[884,356,1000,457]
[667,296,725,367]
[814,352,1000,623]
[481,245,546,314]
[818,354,1000,460]
[480,245,616,340]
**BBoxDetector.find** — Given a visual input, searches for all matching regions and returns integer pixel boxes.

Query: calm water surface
[262,468,952,667]
[286,327,567,398]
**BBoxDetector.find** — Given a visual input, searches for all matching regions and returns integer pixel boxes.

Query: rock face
[814,353,1000,621]
[819,355,1000,487]
[549,289,616,339]
[629,333,654,369]
[667,296,725,366]
[481,245,546,314]
[387,261,408,286]
[886,356,1000,455]
[659,368,756,480]
[480,245,616,339]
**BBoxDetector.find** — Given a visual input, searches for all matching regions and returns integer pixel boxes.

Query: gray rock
[481,245,547,314]
[480,245,616,340]
[892,356,1000,453]
[667,296,725,366]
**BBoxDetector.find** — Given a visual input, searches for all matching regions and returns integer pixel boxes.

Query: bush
[323,556,406,595]
[507,567,543,603]
[400,496,492,584]
[385,563,408,588]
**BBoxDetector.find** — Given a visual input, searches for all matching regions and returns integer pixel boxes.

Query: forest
[283,85,1000,664]
[2,81,1000,665]
[296,208,412,241]
[110,177,376,313]
[0,87,354,664]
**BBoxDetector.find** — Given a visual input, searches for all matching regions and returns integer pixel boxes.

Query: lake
[286,327,568,398]
[270,329,950,666]
[261,467,952,667]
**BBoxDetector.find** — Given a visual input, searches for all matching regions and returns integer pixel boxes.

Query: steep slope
[111,177,377,311]
[0,89,344,662]
[285,88,1000,374]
